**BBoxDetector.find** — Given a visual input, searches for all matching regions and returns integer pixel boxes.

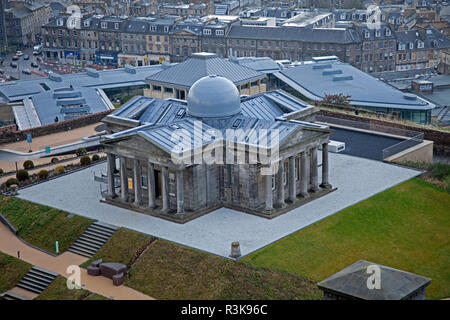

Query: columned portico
[321,143,332,189]
[147,161,156,209]
[107,153,116,198]
[120,156,128,202]
[300,151,308,198]
[288,156,296,202]
[133,159,142,206]
[176,169,185,215]
[311,147,319,192]
[161,166,169,213]
[276,160,285,207]
[264,167,273,211]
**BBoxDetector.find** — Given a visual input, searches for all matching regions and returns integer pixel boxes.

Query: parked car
[16,50,23,56]
[12,56,19,61]
[22,68,32,75]
[23,55,30,60]
[10,62,18,68]
[31,61,38,68]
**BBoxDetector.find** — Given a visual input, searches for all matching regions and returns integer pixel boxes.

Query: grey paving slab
[17,153,421,259]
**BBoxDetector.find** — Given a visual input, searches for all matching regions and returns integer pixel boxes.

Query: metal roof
[145,53,265,88]
[318,260,432,300]
[230,57,282,74]
[275,61,435,111]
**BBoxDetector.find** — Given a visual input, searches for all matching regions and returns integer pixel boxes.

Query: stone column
[161,166,169,213]
[311,147,319,192]
[305,149,310,190]
[300,151,308,198]
[320,143,332,189]
[264,169,273,211]
[176,169,184,215]
[147,161,156,209]
[107,153,116,198]
[120,156,128,202]
[276,160,285,207]
[133,159,142,206]
[288,156,296,203]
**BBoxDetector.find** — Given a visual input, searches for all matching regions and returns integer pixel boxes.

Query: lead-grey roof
[145,53,265,88]
[231,57,282,75]
[0,64,164,103]
[318,260,432,300]
[226,25,361,43]
[275,61,435,111]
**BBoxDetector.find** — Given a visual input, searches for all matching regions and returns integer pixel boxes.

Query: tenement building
[101,75,334,223]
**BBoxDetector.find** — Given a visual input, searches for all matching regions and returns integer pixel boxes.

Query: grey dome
[187,75,241,118]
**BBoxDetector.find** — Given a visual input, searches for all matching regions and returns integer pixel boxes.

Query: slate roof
[275,60,435,111]
[226,25,361,43]
[145,53,265,88]
[318,260,432,300]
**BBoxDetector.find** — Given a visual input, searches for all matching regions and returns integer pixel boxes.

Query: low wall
[0,110,114,145]
[385,140,434,164]
[319,109,450,155]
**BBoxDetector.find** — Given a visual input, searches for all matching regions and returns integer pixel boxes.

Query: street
[0,48,44,81]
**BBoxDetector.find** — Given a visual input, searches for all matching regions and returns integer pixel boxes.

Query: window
[418,41,424,49]
[215,29,224,36]
[150,25,156,32]
[271,175,276,190]
[409,42,414,49]
[164,26,169,32]
[141,173,148,189]
[375,29,380,37]
[114,23,119,30]
[101,22,107,29]
[203,29,211,35]
[364,31,370,39]
[152,85,161,91]
[385,28,391,36]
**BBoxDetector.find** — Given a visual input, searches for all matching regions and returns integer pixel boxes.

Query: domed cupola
[187,75,241,118]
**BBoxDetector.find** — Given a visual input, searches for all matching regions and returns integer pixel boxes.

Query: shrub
[76,148,87,156]
[54,165,65,174]
[23,160,34,169]
[16,169,29,182]
[80,156,91,166]
[38,169,49,180]
[92,154,100,162]
[0,168,3,176]
[6,178,19,187]
[51,157,59,163]
[429,163,450,181]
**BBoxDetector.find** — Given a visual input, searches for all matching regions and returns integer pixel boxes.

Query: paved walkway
[18,153,421,258]
[0,123,101,173]
[0,222,154,300]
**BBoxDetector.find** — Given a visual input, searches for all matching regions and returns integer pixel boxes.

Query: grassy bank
[244,178,450,300]
[0,252,31,293]
[35,276,109,300]
[0,196,93,254]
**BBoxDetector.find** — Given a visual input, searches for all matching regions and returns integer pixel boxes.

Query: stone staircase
[68,221,119,258]
[16,266,59,294]
[0,292,27,300]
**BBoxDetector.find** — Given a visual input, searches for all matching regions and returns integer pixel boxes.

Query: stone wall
[318,109,450,155]
[0,110,114,145]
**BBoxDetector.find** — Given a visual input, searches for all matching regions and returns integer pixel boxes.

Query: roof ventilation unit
[86,68,99,78]
[124,64,136,74]
[323,70,343,76]
[403,93,417,100]
[332,75,353,81]
[48,72,62,82]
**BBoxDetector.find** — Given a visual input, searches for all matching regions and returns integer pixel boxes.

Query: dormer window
[150,25,156,32]
[364,31,370,39]
[57,18,64,26]
[399,43,405,50]
[84,20,90,27]
[375,29,380,37]
[164,26,169,32]
[203,29,211,35]
[215,29,224,36]
[385,28,391,36]
[340,13,346,20]
[418,41,424,49]
[114,23,119,30]
[101,22,107,29]
[409,42,414,49]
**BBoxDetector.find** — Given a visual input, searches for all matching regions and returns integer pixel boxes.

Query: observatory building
[101,75,334,223]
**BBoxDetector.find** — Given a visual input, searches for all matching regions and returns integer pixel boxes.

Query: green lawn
[35,276,109,300]
[80,228,153,268]
[0,252,32,293]
[125,239,321,300]
[0,196,93,254]
[244,178,450,300]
